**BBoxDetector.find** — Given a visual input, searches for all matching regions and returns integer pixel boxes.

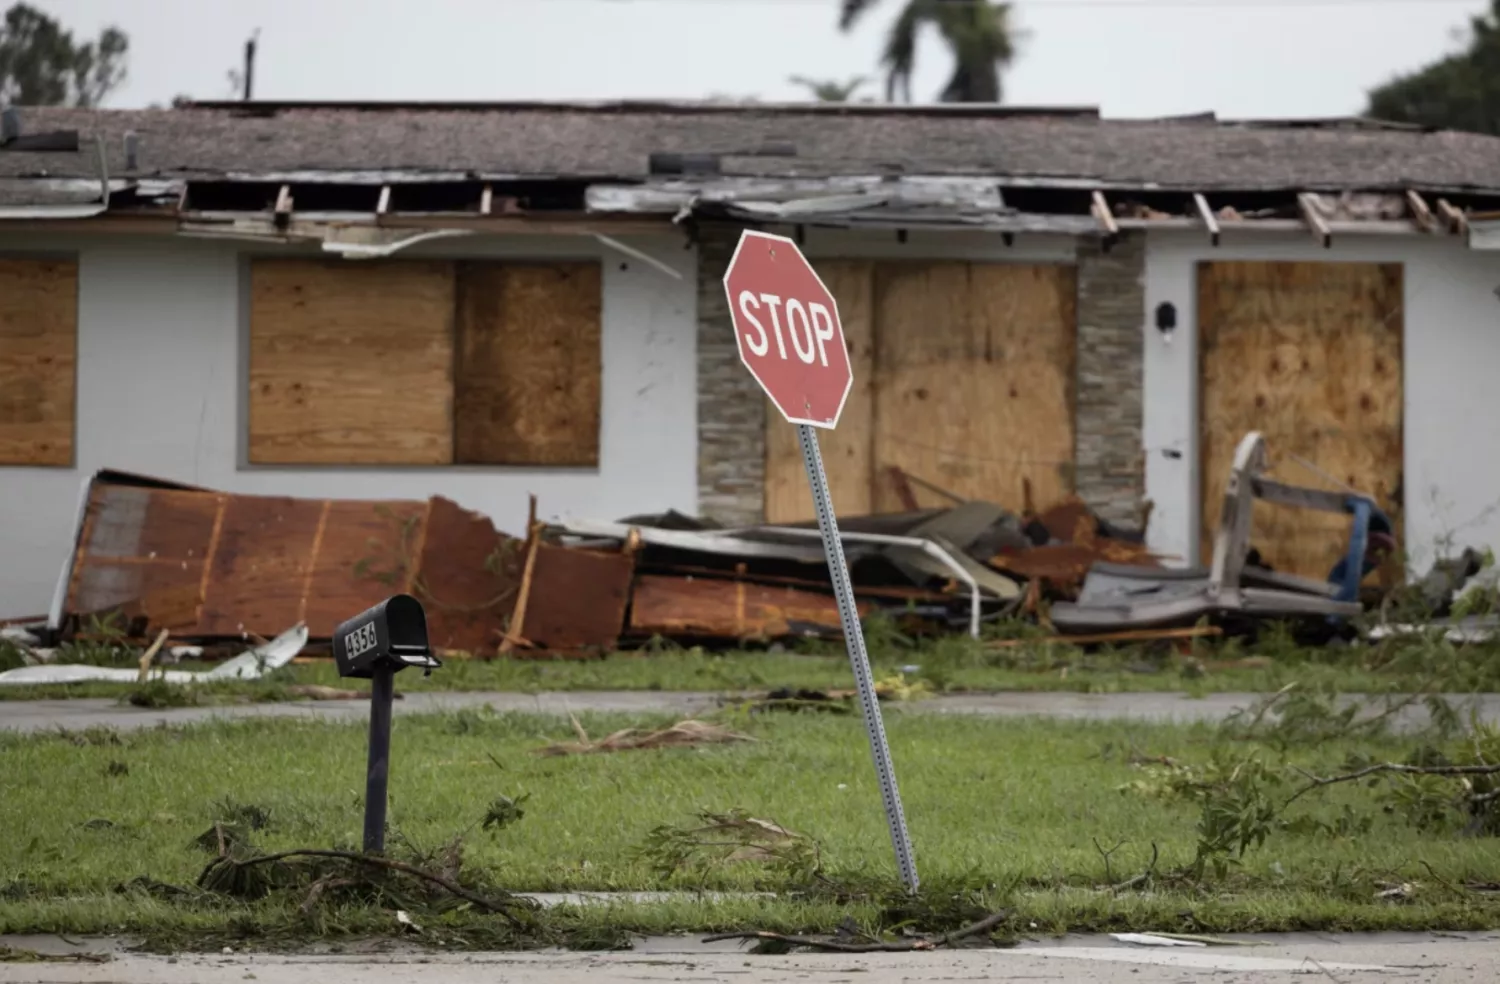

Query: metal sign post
[722,229,919,892]
[797,423,919,891]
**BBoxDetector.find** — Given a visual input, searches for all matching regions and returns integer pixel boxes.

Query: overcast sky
[31,0,1490,118]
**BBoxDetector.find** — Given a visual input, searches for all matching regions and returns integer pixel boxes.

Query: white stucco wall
[1143,229,1500,574]
[0,232,698,618]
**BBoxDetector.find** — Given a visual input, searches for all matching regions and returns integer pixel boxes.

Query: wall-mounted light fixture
[1155,301,1177,344]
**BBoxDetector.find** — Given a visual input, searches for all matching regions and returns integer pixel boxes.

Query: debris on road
[738,673,934,713]
[536,716,755,756]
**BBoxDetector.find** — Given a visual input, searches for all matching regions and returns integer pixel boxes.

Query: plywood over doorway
[1198,261,1403,578]
[764,261,875,522]
[872,262,1077,514]
[763,261,1077,523]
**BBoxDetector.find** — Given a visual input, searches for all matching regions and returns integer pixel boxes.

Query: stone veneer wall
[1073,232,1147,526]
[695,228,1146,527]
[696,224,767,525]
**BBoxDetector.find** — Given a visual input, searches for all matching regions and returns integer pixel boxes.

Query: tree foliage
[0,3,128,108]
[1366,0,1500,134]
[788,74,871,102]
[839,0,1018,103]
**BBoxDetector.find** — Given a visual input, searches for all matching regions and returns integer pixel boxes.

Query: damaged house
[3,100,1500,630]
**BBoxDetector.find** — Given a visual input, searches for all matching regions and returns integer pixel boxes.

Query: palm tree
[839,0,1018,103]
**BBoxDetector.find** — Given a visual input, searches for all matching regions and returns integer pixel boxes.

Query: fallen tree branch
[1112,842,1161,892]
[196,848,531,927]
[1287,762,1500,807]
[703,910,1008,952]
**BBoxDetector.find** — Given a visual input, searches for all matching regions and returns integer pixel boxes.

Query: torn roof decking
[60,471,518,650]
[6,102,1500,197]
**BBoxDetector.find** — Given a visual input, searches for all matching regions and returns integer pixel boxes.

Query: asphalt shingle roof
[3,101,1499,194]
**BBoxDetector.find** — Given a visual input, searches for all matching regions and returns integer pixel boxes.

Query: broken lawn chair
[1050,432,1390,632]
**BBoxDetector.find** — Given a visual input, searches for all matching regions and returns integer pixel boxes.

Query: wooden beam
[1193,192,1221,247]
[273,184,293,227]
[1090,190,1119,237]
[1406,189,1437,233]
[376,185,391,216]
[1297,193,1332,249]
[1436,197,1468,234]
[480,183,493,217]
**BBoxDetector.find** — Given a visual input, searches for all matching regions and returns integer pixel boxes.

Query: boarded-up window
[247,258,602,467]
[455,262,602,466]
[0,258,77,467]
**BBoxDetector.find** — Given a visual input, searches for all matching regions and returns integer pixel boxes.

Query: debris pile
[5,427,1464,667]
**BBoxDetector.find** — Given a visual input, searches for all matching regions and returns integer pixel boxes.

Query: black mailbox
[335,594,441,855]
[332,594,441,680]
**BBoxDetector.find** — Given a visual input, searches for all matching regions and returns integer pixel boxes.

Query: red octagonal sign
[722,230,852,429]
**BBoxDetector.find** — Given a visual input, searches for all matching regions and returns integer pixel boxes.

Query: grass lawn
[3,703,1499,949]
[5,627,1500,704]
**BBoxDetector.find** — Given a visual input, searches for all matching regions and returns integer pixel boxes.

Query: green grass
[3,706,1500,946]
[6,627,1500,703]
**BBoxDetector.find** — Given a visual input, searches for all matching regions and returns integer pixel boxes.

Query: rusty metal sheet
[628,575,872,641]
[416,496,520,655]
[522,542,634,651]
[62,472,518,646]
[1036,496,1096,544]
[66,485,221,632]
[992,541,1160,594]
[301,499,428,636]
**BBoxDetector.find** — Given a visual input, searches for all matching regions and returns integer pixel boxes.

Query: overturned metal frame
[1050,432,1371,632]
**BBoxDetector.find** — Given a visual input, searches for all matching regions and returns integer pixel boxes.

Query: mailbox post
[332,593,441,854]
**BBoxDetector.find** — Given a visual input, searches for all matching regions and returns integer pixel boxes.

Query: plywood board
[0,258,77,466]
[454,262,602,466]
[871,262,1077,513]
[1198,261,1403,578]
[764,260,876,522]
[248,259,455,465]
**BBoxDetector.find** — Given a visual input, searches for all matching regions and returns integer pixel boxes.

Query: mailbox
[334,594,441,854]
[332,593,441,680]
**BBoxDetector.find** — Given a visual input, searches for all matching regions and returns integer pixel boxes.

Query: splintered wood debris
[535,715,756,756]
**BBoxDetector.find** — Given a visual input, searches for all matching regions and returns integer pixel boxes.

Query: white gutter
[321,228,474,258]
[1467,218,1500,250]
[0,203,108,220]
[698,527,986,639]
[557,517,984,639]
[593,234,683,280]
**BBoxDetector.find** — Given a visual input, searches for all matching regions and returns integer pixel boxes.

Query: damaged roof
[5,100,1500,195]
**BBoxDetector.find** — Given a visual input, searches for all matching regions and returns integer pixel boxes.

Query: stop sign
[722,230,852,429]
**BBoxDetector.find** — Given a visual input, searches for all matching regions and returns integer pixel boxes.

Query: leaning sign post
[723,229,919,893]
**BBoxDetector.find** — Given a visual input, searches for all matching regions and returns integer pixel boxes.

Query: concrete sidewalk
[2,932,1497,983]
[2,689,1498,733]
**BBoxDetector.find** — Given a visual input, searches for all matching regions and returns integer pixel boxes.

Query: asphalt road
[3,689,1499,733]
[2,932,1498,983]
